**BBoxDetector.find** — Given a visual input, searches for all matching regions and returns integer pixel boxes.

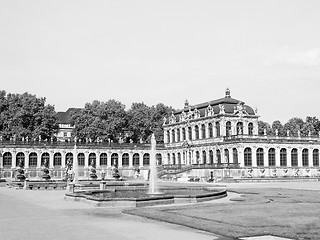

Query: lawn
[124,188,320,239]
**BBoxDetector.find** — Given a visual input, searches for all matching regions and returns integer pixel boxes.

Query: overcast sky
[1,0,320,124]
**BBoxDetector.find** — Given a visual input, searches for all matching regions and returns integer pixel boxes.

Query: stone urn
[42,167,51,180]
[16,161,26,181]
[111,164,120,179]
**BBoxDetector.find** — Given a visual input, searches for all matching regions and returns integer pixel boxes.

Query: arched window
[188,126,192,140]
[29,152,37,167]
[202,150,207,164]
[77,153,85,166]
[201,124,206,139]
[280,148,287,166]
[248,123,254,135]
[209,150,214,164]
[196,151,200,164]
[291,149,298,167]
[224,149,229,163]
[216,122,220,137]
[100,153,108,166]
[233,148,238,165]
[226,121,231,137]
[3,152,12,167]
[167,153,171,164]
[268,148,275,166]
[313,149,319,166]
[41,152,50,166]
[65,153,73,166]
[182,128,186,141]
[122,153,129,166]
[143,153,150,165]
[244,148,252,166]
[177,129,180,142]
[177,152,181,165]
[133,153,140,166]
[171,129,175,143]
[89,153,96,166]
[16,152,25,167]
[302,149,309,167]
[208,123,213,138]
[156,153,162,165]
[53,153,61,166]
[256,148,264,166]
[216,149,221,164]
[111,153,118,166]
[166,130,170,143]
[172,153,176,165]
[195,125,199,140]
[237,122,243,135]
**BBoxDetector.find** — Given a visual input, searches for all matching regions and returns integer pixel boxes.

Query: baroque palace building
[0,89,320,180]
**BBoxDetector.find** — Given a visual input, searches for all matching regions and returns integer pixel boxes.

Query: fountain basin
[65,187,227,207]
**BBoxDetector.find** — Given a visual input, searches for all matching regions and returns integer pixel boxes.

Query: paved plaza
[1,181,320,240]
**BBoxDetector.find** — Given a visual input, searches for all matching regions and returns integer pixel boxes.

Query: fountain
[65,133,227,207]
[148,133,162,195]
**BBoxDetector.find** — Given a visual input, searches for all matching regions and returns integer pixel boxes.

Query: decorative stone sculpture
[41,159,51,180]
[111,164,120,179]
[89,160,97,179]
[15,160,26,181]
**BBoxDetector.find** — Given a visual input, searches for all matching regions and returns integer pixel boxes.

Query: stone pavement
[0,186,225,240]
[1,181,319,240]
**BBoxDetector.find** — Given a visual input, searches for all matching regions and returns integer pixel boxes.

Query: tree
[70,100,127,142]
[303,116,320,136]
[0,91,58,140]
[283,117,305,136]
[258,121,272,135]
[271,120,285,136]
[127,102,153,143]
[126,102,173,143]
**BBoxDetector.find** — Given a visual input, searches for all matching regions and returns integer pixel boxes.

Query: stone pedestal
[67,183,75,193]
[100,181,106,190]
[23,179,29,190]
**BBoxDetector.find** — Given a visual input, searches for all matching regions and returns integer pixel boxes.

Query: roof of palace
[169,89,256,123]
[56,108,81,124]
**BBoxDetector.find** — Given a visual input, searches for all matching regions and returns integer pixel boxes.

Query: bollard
[23,179,29,190]
[67,183,75,193]
[100,181,106,190]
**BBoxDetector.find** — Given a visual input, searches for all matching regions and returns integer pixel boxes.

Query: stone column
[213,122,217,138]
[298,148,303,167]
[164,130,168,144]
[263,147,268,167]
[275,147,281,167]
[309,148,313,167]
[49,151,54,168]
[238,147,244,167]
[129,152,133,167]
[24,151,29,169]
[287,148,292,167]
[118,152,123,167]
[220,120,226,137]
[61,151,66,168]
[11,151,17,169]
[84,151,89,168]
[96,151,101,168]
[192,125,196,141]
[37,151,42,168]
[252,147,257,167]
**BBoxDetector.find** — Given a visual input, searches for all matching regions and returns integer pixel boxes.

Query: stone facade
[163,89,320,178]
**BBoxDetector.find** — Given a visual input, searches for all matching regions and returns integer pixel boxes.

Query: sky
[1,0,320,124]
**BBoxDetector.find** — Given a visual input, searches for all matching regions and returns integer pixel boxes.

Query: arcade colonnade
[0,146,164,180]
[164,119,258,144]
[166,142,320,177]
